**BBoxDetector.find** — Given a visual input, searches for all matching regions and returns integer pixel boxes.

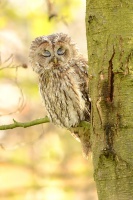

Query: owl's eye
[57,48,65,55]
[42,50,51,57]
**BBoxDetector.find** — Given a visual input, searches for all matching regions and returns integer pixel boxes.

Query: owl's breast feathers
[39,58,90,129]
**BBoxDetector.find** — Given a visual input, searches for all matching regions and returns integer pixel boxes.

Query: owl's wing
[74,58,91,121]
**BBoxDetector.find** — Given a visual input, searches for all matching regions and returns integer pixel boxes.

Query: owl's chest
[40,73,79,104]
[40,70,73,94]
[39,72,85,127]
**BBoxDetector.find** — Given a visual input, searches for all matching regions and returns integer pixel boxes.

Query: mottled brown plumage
[29,33,91,157]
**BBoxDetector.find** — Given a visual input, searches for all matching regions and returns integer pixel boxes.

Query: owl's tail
[69,123,91,159]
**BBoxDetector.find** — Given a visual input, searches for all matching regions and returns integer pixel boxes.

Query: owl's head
[29,33,79,74]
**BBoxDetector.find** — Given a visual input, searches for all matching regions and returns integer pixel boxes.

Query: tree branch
[0,116,90,131]
[0,116,50,130]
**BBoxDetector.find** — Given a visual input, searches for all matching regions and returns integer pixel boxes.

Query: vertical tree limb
[86,0,133,199]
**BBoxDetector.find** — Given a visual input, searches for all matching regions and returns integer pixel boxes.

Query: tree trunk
[86,1,133,199]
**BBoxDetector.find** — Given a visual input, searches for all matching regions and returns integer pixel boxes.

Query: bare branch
[46,0,57,20]
[0,116,50,130]
[0,53,27,116]
[0,53,27,70]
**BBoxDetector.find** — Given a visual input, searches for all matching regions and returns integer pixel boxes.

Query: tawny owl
[29,33,91,157]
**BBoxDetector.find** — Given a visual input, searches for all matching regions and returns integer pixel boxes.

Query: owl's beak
[53,57,58,64]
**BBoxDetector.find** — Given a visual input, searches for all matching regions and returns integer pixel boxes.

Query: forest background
[0,0,97,199]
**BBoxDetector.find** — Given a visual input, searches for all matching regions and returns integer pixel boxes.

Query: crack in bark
[103,123,115,157]
[124,52,132,75]
[108,49,115,102]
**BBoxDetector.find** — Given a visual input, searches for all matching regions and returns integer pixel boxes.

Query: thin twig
[0,116,50,130]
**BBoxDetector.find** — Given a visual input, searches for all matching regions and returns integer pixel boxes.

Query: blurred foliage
[0,0,81,37]
[0,0,97,199]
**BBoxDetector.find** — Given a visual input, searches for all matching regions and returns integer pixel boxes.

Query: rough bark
[86,0,133,199]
